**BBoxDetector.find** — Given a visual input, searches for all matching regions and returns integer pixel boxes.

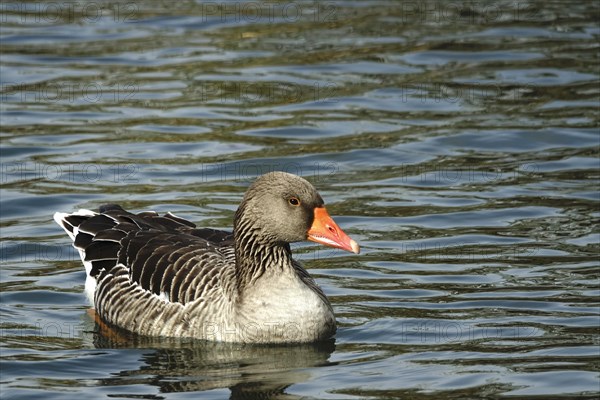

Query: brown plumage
[54,171,359,343]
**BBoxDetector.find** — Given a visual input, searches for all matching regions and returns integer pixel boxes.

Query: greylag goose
[54,172,359,343]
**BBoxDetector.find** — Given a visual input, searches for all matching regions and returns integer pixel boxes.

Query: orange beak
[307,207,360,254]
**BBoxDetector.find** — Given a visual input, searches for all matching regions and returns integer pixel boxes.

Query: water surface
[1,1,599,399]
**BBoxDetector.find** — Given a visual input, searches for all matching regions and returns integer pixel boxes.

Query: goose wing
[54,204,235,305]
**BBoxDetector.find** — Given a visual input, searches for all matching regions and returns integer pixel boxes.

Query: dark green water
[1,1,599,399]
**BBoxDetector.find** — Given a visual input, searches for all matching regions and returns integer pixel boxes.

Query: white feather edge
[54,210,98,304]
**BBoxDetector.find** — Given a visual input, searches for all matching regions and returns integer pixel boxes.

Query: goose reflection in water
[85,310,336,399]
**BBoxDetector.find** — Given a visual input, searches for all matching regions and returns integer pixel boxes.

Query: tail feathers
[53,209,97,240]
[54,209,100,277]
[54,208,130,279]
[54,210,100,303]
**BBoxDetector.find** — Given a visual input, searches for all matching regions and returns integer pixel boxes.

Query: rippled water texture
[1,1,599,399]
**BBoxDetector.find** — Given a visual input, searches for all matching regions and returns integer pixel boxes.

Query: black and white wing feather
[53,204,236,336]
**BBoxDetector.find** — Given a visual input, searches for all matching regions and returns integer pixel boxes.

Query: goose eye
[288,197,300,206]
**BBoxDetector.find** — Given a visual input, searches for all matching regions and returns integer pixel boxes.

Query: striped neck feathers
[233,207,294,292]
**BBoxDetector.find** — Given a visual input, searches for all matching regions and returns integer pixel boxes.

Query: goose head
[234,171,359,254]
